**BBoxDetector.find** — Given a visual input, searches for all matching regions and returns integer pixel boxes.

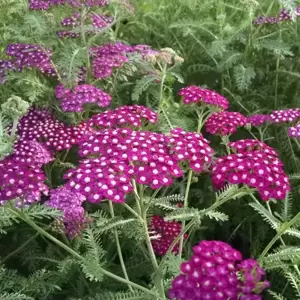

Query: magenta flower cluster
[178,85,229,110]
[254,7,300,25]
[169,127,214,172]
[47,187,88,238]
[63,127,213,203]
[5,43,56,77]
[169,240,270,300]
[246,114,271,127]
[205,111,247,136]
[0,158,49,205]
[12,140,54,168]
[87,104,158,128]
[212,139,290,201]
[270,108,300,123]
[29,0,107,10]
[90,42,158,79]
[57,11,113,39]
[288,123,300,137]
[55,84,111,112]
[16,108,94,151]
[150,215,188,256]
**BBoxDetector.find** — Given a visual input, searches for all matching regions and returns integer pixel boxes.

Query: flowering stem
[263,200,300,277]
[258,211,300,262]
[6,205,159,297]
[274,55,280,109]
[1,231,40,264]
[196,109,211,133]
[178,169,193,258]
[109,201,133,292]
[142,217,165,298]
[161,107,173,130]
[132,182,165,298]
[80,6,91,79]
[158,64,167,108]
[123,203,143,221]
[10,118,19,138]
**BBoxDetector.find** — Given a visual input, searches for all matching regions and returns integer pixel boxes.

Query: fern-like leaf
[131,75,157,102]
[268,290,288,300]
[0,293,33,300]
[203,210,229,222]
[80,228,106,282]
[151,194,184,211]
[165,208,199,221]
[89,290,156,300]
[249,202,281,231]
[233,64,256,91]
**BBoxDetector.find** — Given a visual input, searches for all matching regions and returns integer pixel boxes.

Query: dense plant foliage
[1,0,300,299]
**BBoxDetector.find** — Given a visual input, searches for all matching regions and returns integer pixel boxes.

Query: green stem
[178,169,193,258]
[10,118,19,137]
[1,231,39,263]
[80,7,91,79]
[258,210,300,262]
[133,184,165,298]
[123,203,143,221]
[258,232,282,262]
[109,201,133,292]
[264,201,300,277]
[7,206,158,297]
[274,56,280,109]
[132,179,142,215]
[158,64,167,108]
[161,107,173,130]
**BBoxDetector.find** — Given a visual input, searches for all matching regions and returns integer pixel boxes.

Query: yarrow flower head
[64,128,181,202]
[205,111,247,136]
[29,0,108,10]
[168,240,270,300]
[58,12,113,39]
[178,86,229,110]
[5,43,56,77]
[0,158,49,205]
[86,105,158,129]
[228,139,278,156]
[253,6,300,25]
[16,108,94,151]
[29,0,52,10]
[55,84,111,112]
[47,187,89,238]
[64,127,213,203]
[90,42,161,79]
[169,128,214,173]
[247,114,271,127]
[12,140,54,167]
[212,140,290,201]
[269,108,300,124]
[150,216,187,256]
[288,123,300,138]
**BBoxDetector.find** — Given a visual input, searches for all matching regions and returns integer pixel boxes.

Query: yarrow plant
[2,1,300,299]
